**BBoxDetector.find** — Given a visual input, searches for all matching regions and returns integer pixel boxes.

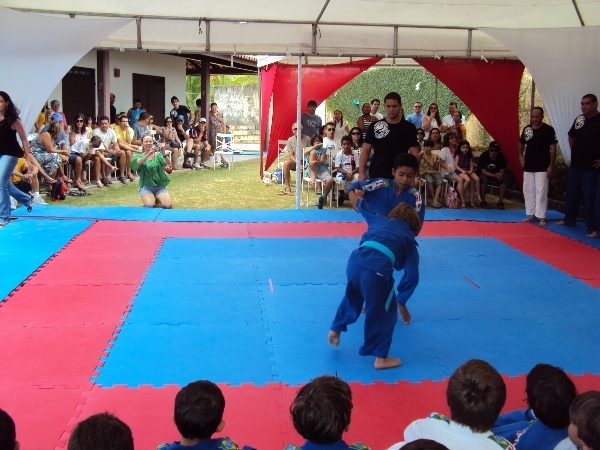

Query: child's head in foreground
[525,363,576,429]
[174,380,225,441]
[569,391,600,450]
[67,412,133,450]
[388,202,422,236]
[446,359,506,433]
[402,440,449,450]
[290,375,352,445]
[422,139,434,152]
[0,409,17,450]
[392,153,419,192]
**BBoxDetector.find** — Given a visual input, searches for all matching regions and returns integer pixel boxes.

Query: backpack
[446,186,458,209]
[50,178,68,201]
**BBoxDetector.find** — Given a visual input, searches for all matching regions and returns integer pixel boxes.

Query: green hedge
[326,68,470,124]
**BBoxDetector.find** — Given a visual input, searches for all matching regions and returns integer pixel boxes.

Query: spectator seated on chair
[389,359,515,450]
[0,408,19,450]
[174,115,191,169]
[477,141,508,210]
[30,115,70,184]
[161,116,181,169]
[568,391,600,450]
[282,123,311,194]
[156,380,256,450]
[418,139,443,208]
[11,156,47,206]
[493,364,577,450]
[114,115,139,182]
[454,140,481,208]
[93,116,127,185]
[284,375,370,450]
[334,135,359,206]
[186,118,210,169]
[68,413,133,450]
[308,133,334,209]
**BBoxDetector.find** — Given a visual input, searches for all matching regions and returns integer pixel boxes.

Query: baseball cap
[199,117,207,123]
[176,115,185,122]
[488,141,501,152]
[50,112,63,121]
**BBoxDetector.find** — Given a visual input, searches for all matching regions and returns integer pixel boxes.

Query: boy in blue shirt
[284,375,370,450]
[346,153,424,325]
[157,380,255,450]
[492,364,577,450]
[328,200,422,369]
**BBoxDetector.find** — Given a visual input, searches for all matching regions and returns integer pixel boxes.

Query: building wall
[214,84,259,127]
[47,50,187,118]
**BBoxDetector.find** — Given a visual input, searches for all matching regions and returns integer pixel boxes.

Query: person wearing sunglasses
[406,102,424,129]
[281,123,311,194]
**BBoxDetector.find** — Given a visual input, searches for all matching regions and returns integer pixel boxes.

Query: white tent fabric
[0,7,131,131]
[484,26,600,164]
[2,0,598,58]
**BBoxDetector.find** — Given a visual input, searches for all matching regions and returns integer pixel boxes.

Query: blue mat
[0,219,93,301]
[544,221,600,249]
[423,208,563,222]
[94,236,600,387]
[12,206,162,221]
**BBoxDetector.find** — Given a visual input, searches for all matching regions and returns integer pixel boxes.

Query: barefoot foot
[398,304,411,324]
[539,219,547,227]
[586,231,599,238]
[327,331,340,347]
[556,220,566,225]
[375,357,402,369]
[522,215,536,222]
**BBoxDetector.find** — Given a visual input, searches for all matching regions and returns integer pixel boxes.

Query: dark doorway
[62,66,96,124]
[132,74,166,122]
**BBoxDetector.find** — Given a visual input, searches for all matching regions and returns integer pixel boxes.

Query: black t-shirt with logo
[568,113,600,170]
[520,123,557,172]
[476,151,508,174]
[365,118,418,179]
[170,105,191,129]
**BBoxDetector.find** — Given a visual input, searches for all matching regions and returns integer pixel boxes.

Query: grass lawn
[50,157,524,211]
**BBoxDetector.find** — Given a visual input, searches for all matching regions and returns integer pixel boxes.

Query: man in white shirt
[441,102,463,133]
[371,98,384,120]
[93,116,126,184]
[334,135,359,205]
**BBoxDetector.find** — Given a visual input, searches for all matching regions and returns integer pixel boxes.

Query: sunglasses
[327,128,335,131]
[351,132,361,135]
[414,105,422,108]
[149,117,154,120]
[75,119,84,123]
[166,120,173,123]
[417,132,424,135]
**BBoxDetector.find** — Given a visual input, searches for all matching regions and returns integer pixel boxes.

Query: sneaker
[220,162,229,168]
[497,201,505,210]
[318,195,324,209]
[192,163,201,169]
[337,191,345,207]
[10,197,17,210]
[201,162,211,168]
[32,196,48,206]
[480,200,490,209]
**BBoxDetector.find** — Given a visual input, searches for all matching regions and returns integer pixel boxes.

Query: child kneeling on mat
[284,375,370,450]
[328,200,422,369]
[157,380,255,450]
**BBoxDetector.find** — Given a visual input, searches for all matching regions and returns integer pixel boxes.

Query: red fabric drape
[259,64,277,175]
[415,59,525,186]
[263,58,381,170]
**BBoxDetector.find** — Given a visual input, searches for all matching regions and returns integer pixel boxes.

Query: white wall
[46,50,187,118]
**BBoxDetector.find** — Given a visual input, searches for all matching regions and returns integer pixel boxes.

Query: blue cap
[176,115,185,122]
[50,112,63,121]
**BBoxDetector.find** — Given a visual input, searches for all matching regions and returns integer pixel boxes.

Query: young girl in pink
[454,140,481,208]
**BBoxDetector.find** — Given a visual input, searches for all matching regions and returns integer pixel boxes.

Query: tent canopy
[3,0,597,58]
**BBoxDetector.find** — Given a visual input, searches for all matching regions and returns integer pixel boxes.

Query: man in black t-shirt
[477,141,508,209]
[358,92,419,180]
[558,93,600,236]
[518,107,557,226]
[169,96,191,129]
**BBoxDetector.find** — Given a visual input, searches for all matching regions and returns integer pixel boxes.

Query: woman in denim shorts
[130,134,172,208]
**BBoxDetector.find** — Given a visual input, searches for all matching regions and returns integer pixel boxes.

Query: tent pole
[295,56,303,209]
[530,79,536,109]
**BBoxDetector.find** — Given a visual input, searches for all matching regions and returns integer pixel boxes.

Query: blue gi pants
[330,258,398,358]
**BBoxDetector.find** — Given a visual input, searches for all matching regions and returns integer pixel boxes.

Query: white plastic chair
[214,132,234,170]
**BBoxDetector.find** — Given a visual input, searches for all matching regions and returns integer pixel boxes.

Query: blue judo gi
[347,178,424,307]
[330,199,417,358]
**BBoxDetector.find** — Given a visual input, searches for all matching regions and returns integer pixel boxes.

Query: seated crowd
[281,98,506,211]
[2,359,598,450]
[17,97,226,208]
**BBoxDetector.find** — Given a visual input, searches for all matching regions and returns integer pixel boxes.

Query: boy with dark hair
[569,391,600,450]
[399,440,449,450]
[158,380,255,450]
[395,359,515,449]
[285,375,369,450]
[328,198,422,369]
[419,139,443,208]
[345,153,424,325]
[492,363,577,449]
[0,408,18,450]
[68,412,133,450]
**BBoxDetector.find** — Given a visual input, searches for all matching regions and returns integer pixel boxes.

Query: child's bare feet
[586,231,599,238]
[522,215,535,222]
[539,219,547,227]
[375,357,401,369]
[398,304,411,324]
[328,330,340,347]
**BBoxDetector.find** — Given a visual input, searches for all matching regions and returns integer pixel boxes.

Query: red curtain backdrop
[262,58,381,170]
[259,64,277,174]
[415,59,525,186]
